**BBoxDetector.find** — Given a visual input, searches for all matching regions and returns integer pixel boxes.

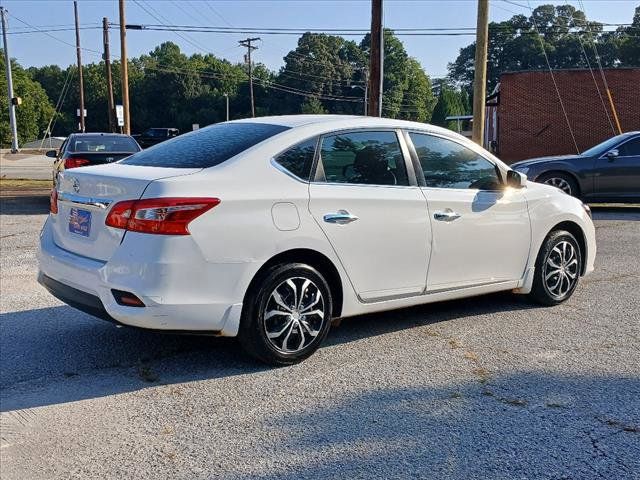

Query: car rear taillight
[64,158,90,169]
[105,197,220,235]
[50,188,58,214]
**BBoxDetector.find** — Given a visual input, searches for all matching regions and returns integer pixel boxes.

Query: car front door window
[409,132,501,190]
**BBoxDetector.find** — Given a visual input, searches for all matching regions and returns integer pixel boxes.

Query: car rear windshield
[69,135,139,153]
[121,122,290,168]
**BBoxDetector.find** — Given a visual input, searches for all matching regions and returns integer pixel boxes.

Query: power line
[123,24,630,36]
[577,0,623,134]
[6,11,103,55]
[526,0,579,154]
[133,0,212,54]
[563,1,615,135]
[7,26,102,35]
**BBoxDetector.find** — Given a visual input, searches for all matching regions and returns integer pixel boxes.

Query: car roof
[621,131,640,138]
[230,114,456,135]
[69,133,134,137]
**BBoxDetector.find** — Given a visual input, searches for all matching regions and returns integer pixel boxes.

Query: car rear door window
[121,122,290,168]
[318,131,409,186]
[274,137,317,181]
[409,132,501,190]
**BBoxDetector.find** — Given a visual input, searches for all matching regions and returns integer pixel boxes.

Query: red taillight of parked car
[64,158,91,169]
[50,188,58,214]
[105,197,220,235]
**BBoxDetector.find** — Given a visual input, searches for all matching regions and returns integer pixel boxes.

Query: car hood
[511,154,582,169]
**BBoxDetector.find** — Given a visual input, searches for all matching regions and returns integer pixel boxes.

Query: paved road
[1,202,639,479]
[0,153,51,180]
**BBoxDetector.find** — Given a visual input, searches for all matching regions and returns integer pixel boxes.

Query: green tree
[395,58,436,122]
[460,89,471,115]
[447,4,637,91]
[431,84,465,130]
[300,96,327,114]
[360,30,436,121]
[1,51,55,147]
[274,32,366,115]
[599,6,640,67]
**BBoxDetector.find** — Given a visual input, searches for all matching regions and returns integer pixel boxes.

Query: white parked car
[38,115,596,365]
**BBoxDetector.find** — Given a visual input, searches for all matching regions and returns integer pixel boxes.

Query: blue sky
[3,0,638,78]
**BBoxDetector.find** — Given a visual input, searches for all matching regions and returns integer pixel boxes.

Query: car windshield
[121,122,290,168]
[69,135,139,153]
[581,135,628,157]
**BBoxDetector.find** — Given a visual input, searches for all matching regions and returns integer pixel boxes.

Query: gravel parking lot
[1,198,639,479]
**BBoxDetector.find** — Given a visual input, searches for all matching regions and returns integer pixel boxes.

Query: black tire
[537,172,579,198]
[238,263,333,366]
[529,230,582,306]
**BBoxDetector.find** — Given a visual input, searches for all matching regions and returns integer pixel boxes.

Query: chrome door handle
[323,210,359,225]
[433,210,461,222]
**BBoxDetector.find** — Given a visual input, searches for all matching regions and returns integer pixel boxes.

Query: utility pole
[119,0,131,134]
[103,17,116,132]
[472,0,489,146]
[1,7,18,153]
[368,0,383,117]
[239,37,260,118]
[74,0,85,132]
[223,93,229,121]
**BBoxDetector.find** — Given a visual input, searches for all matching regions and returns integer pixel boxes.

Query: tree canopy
[1,5,638,147]
[431,84,467,130]
[448,4,640,92]
[1,50,55,146]
[10,31,435,144]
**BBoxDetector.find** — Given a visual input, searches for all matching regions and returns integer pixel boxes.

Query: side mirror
[46,150,57,158]
[507,170,527,189]
[606,149,619,160]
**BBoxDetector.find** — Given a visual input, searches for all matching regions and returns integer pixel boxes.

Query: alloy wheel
[544,177,572,195]
[543,240,579,298]
[263,277,326,354]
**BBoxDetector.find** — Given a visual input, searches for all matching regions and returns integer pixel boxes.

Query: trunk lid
[52,164,200,261]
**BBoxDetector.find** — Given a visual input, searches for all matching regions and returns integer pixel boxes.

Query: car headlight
[513,166,529,175]
[582,202,592,219]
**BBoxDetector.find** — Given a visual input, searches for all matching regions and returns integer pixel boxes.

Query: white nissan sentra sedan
[38,115,596,365]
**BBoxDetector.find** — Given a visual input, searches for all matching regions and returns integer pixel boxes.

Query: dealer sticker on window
[68,208,92,237]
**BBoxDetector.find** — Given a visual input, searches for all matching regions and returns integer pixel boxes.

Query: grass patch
[0,178,52,189]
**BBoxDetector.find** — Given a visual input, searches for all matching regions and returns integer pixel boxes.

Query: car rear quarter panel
[140,138,358,313]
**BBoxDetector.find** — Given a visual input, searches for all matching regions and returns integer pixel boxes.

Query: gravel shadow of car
[231,373,640,479]
[1,292,537,412]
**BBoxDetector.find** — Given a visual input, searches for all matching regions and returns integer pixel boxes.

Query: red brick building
[493,68,640,163]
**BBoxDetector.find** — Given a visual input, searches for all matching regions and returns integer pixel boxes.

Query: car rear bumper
[37,273,230,335]
[39,272,119,324]
[37,217,246,335]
